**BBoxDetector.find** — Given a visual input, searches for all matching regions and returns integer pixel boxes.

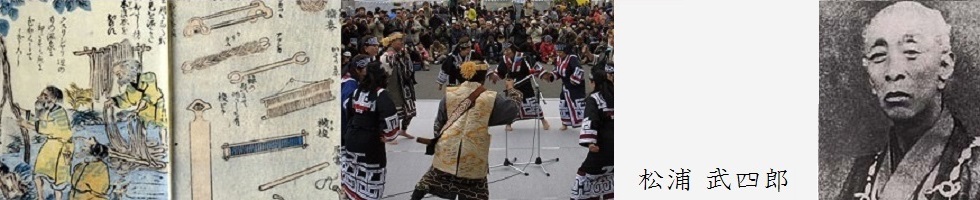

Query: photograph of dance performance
[339,0,613,199]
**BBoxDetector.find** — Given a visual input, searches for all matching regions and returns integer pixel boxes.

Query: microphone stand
[510,59,558,176]
[490,58,529,176]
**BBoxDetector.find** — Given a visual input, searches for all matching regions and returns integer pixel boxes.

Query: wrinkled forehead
[863,2,950,49]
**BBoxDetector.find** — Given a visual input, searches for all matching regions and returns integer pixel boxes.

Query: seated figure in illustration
[70,138,111,200]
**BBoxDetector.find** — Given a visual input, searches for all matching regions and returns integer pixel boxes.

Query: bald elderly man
[838,2,980,200]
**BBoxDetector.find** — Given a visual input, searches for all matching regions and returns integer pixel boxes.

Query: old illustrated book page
[0,0,172,199]
[171,0,342,199]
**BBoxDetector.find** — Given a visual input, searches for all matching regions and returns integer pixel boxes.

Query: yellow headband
[460,61,489,79]
[382,32,405,47]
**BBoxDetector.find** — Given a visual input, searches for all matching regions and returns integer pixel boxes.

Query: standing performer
[342,36,381,133]
[411,61,519,200]
[543,45,586,131]
[341,61,400,200]
[571,64,614,200]
[342,55,373,141]
[380,32,417,140]
[490,43,551,131]
[437,37,476,90]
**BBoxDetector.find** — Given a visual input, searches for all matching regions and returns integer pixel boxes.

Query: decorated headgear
[351,55,372,69]
[459,61,489,80]
[381,32,405,47]
[501,42,513,51]
[458,40,472,49]
[362,36,381,46]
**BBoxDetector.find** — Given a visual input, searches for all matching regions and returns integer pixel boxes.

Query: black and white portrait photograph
[821,1,980,200]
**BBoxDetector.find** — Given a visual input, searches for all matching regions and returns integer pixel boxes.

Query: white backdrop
[616,0,817,199]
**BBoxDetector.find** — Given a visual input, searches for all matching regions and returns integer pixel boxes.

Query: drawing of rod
[228,52,310,84]
[181,37,271,74]
[183,0,274,37]
[258,162,331,191]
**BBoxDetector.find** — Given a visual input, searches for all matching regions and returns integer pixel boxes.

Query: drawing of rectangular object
[221,130,309,160]
[260,79,334,119]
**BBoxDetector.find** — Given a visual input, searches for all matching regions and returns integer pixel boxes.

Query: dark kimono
[492,52,545,120]
[341,88,401,200]
[571,92,614,200]
[437,52,471,87]
[545,55,586,128]
[838,110,980,200]
[382,51,418,119]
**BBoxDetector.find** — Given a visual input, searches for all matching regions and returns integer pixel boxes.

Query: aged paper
[0,0,171,199]
[171,0,342,199]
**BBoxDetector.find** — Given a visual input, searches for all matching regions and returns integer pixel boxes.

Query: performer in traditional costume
[380,32,418,140]
[543,45,586,131]
[410,61,520,200]
[437,37,476,90]
[342,54,375,141]
[19,86,73,200]
[571,63,614,200]
[490,43,551,131]
[70,142,111,200]
[341,61,400,200]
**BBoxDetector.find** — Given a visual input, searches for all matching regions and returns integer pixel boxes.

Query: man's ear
[939,51,955,90]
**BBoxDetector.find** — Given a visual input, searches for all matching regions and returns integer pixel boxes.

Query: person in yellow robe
[19,86,73,200]
[411,61,519,200]
[70,140,110,200]
[105,60,168,128]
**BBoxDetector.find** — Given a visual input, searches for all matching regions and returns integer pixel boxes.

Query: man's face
[113,64,133,86]
[36,90,54,110]
[392,39,405,50]
[366,44,379,56]
[863,5,953,121]
[504,48,514,57]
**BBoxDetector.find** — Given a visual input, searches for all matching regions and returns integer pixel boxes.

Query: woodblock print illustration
[171,0,342,199]
[0,0,171,199]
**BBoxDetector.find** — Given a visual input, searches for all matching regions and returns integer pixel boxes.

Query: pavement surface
[368,62,602,199]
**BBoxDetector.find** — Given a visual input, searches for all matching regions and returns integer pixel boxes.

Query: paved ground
[379,98,591,199]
